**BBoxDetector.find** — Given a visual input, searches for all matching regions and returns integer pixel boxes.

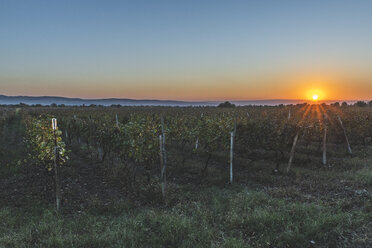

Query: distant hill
[0,95,208,106]
[0,94,350,106]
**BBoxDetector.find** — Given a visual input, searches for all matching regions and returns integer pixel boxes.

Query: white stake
[52,118,57,130]
[52,118,60,212]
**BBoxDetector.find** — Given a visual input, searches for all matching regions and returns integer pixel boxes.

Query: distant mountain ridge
[0,94,349,106]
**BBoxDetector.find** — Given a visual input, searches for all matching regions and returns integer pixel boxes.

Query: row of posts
[51,111,353,209]
[286,112,352,173]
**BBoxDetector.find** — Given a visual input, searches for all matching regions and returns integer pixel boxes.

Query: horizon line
[0,94,366,103]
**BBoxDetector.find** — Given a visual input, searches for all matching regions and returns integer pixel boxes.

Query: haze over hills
[0,94,355,107]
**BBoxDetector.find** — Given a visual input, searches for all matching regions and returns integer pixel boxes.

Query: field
[0,104,371,247]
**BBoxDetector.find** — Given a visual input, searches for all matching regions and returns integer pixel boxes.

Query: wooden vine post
[52,118,61,212]
[230,131,234,184]
[230,117,237,184]
[322,115,328,165]
[337,116,352,155]
[286,131,299,173]
[159,116,167,200]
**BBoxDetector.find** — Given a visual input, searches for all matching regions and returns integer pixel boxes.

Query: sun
[306,89,324,101]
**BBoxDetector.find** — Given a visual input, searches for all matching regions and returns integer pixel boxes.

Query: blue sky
[1,0,371,100]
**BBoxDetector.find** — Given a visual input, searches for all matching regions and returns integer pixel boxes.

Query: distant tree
[58,104,65,107]
[50,103,57,107]
[331,102,340,107]
[18,102,29,107]
[341,102,348,107]
[217,101,235,108]
[354,101,367,107]
[296,103,307,107]
[369,101,372,107]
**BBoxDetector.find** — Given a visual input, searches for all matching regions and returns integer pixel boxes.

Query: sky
[1,0,372,101]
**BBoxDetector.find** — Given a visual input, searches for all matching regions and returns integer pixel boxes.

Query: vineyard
[0,104,371,247]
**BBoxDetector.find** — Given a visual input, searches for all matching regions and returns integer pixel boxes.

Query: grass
[342,148,372,185]
[0,187,370,248]
[352,167,372,184]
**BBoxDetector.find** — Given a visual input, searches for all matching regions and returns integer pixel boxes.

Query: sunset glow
[312,95,319,101]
